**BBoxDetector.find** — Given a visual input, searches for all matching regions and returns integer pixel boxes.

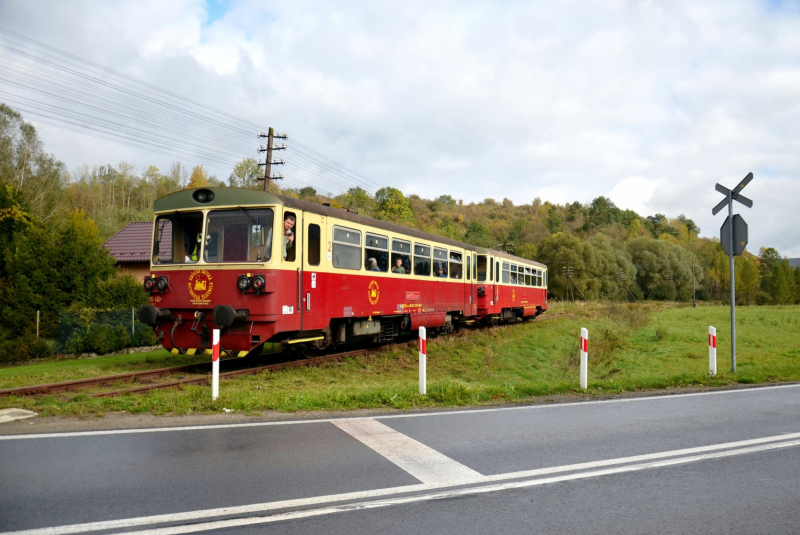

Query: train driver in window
[183,219,202,262]
[282,213,296,260]
[367,258,380,271]
[393,257,406,274]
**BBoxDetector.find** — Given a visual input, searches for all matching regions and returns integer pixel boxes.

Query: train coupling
[138,305,172,326]
[212,305,249,327]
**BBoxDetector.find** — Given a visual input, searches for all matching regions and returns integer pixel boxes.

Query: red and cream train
[138,188,548,356]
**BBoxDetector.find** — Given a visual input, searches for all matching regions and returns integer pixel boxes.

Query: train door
[465,253,477,317]
[471,253,478,316]
[489,255,497,315]
[280,208,302,332]
[301,212,327,330]
[494,259,500,314]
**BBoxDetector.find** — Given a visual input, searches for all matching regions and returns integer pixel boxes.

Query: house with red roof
[103,221,152,282]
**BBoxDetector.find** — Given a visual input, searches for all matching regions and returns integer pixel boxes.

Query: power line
[0,27,386,195]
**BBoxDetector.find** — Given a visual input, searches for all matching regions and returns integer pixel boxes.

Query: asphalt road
[2,385,799,534]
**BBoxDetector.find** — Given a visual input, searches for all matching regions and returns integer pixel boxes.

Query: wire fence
[55,308,157,355]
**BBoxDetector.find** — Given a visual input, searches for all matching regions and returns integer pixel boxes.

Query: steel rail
[0,361,222,398]
[89,348,374,398]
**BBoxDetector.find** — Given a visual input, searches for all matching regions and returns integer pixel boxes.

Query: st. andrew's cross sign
[712,172,754,373]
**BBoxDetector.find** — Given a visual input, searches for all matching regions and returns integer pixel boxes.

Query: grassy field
[1,302,798,417]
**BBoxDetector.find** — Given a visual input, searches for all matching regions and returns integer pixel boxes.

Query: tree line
[1,103,798,360]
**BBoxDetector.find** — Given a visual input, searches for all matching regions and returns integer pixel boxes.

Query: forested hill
[2,102,799,358]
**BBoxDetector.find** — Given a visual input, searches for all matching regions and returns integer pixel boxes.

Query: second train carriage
[137,188,548,356]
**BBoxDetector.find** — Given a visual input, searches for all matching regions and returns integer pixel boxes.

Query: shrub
[132,325,158,347]
[81,323,131,354]
[27,339,54,359]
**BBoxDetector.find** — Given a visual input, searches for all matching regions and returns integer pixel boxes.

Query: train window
[496,261,500,283]
[414,243,431,276]
[332,226,362,270]
[477,255,487,282]
[281,211,298,262]
[202,208,273,263]
[152,212,206,265]
[307,224,320,266]
[502,262,510,284]
[539,270,544,287]
[449,251,462,279]
[473,254,477,279]
[525,267,531,286]
[391,239,411,274]
[365,233,388,272]
[488,257,493,282]
[510,265,518,284]
[466,256,471,280]
[433,248,448,278]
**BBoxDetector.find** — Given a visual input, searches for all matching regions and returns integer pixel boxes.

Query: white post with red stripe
[709,326,717,377]
[580,328,588,390]
[419,326,427,395]
[212,328,220,401]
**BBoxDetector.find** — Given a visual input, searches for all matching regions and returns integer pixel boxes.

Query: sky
[0,0,799,256]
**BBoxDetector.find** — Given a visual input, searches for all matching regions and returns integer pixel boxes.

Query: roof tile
[103,221,152,264]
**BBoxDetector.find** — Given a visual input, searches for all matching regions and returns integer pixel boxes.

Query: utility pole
[257,128,288,191]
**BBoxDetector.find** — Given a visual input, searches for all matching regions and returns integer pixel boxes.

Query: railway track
[1,312,565,399]
[0,348,375,398]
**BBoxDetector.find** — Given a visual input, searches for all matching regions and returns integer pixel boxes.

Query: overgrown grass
[2,303,799,417]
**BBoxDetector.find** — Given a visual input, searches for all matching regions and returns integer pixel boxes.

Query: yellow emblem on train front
[188,269,214,304]
[512,289,516,302]
[368,280,380,305]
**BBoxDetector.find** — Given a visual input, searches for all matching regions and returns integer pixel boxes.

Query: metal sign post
[712,172,753,373]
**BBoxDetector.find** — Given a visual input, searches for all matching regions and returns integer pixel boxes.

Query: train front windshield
[204,208,274,263]
[152,208,275,265]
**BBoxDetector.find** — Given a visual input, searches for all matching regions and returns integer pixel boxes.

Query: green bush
[132,325,158,347]
[65,331,86,354]
[80,323,131,354]
[27,339,54,359]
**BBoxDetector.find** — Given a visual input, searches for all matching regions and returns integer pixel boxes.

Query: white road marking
[1,383,798,441]
[22,438,800,535]
[331,418,483,485]
[4,432,800,535]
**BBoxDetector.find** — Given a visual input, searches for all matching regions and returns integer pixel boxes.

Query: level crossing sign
[711,172,754,374]
[720,214,748,256]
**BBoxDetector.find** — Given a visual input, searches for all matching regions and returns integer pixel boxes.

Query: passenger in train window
[392,256,408,274]
[366,258,380,271]
[436,267,446,277]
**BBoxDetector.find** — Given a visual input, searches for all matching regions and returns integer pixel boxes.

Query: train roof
[474,247,547,269]
[154,187,547,270]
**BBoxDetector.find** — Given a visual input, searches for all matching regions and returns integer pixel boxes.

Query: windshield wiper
[238,206,260,227]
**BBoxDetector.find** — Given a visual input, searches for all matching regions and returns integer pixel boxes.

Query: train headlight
[237,275,251,293]
[251,275,266,293]
[155,276,169,292]
[143,277,155,292]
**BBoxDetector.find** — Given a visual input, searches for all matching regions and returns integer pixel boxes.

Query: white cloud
[608,176,657,215]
